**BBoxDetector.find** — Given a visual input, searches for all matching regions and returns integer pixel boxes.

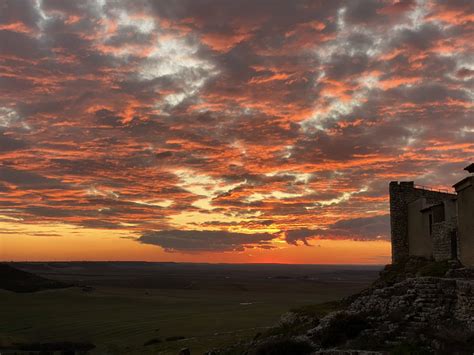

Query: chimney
[464,163,474,175]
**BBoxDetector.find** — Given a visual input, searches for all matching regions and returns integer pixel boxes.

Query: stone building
[454,163,474,267]
[389,163,474,267]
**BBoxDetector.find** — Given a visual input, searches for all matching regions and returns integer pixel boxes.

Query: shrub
[317,312,369,347]
[431,322,474,354]
[416,260,450,277]
[390,342,431,355]
[254,339,314,355]
[264,320,317,338]
[290,301,342,318]
[143,338,162,346]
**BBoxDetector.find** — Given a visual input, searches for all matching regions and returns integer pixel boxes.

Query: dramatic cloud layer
[285,215,390,246]
[139,230,275,252]
[0,0,472,254]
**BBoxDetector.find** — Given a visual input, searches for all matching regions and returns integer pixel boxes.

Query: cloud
[0,133,26,151]
[0,166,65,190]
[0,0,472,242]
[0,108,20,128]
[138,229,276,252]
[285,215,390,245]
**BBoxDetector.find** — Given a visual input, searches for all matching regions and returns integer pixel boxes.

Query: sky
[0,0,472,264]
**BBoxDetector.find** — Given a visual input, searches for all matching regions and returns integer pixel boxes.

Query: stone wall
[455,176,474,267]
[407,199,432,258]
[432,217,457,261]
[348,277,474,333]
[389,182,456,264]
[254,272,474,354]
[454,279,474,328]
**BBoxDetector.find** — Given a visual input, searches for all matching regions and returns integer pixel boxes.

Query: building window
[429,214,433,235]
[451,232,457,259]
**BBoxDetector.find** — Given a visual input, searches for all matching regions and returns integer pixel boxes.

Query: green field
[0,262,380,354]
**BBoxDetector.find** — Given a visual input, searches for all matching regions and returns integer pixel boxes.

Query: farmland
[0,262,381,354]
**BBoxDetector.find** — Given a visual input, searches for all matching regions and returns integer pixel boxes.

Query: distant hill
[0,263,71,292]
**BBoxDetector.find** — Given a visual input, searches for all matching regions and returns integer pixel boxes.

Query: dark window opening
[429,214,433,235]
[451,232,458,259]
[433,204,445,223]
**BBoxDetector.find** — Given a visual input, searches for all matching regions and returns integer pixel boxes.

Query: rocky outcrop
[349,277,473,331]
[227,280,472,353]
[306,276,474,353]
[216,262,474,355]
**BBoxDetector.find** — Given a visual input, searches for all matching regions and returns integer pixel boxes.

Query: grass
[290,300,343,318]
[259,301,343,342]
[389,343,432,355]
[0,263,378,354]
[416,260,451,277]
[316,312,370,348]
[375,257,453,287]
[0,263,70,292]
[253,338,314,355]
[0,286,359,354]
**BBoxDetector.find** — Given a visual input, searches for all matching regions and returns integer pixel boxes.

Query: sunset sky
[0,0,472,264]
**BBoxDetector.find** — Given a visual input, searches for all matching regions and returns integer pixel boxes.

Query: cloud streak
[138,230,276,252]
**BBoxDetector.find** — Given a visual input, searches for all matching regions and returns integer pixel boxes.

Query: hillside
[0,262,379,354]
[0,263,70,293]
[217,259,474,355]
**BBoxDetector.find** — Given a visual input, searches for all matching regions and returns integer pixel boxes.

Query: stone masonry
[348,277,474,333]
[432,217,457,262]
[303,276,473,351]
[389,181,456,264]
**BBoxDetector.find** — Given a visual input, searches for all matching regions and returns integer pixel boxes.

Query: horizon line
[3,260,386,266]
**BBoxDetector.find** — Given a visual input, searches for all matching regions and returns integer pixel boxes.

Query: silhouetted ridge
[0,263,70,292]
